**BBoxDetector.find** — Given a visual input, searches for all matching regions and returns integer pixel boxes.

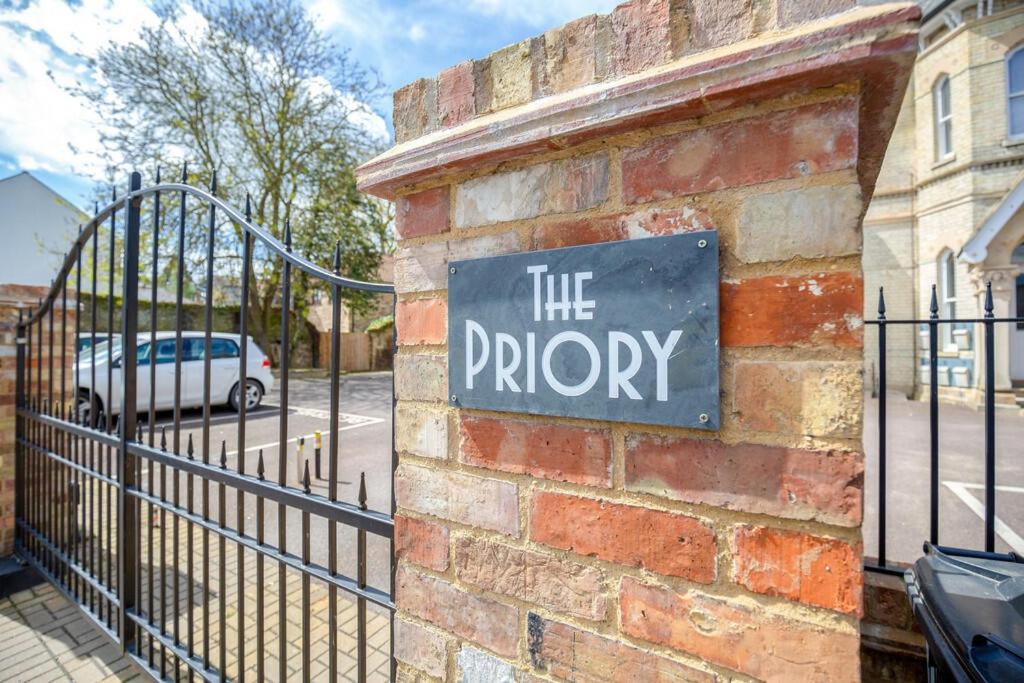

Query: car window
[154,339,178,364]
[137,342,150,366]
[181,337,239,361]
[211,338,239,359]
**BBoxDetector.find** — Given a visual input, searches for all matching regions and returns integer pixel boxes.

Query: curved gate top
[14,170,396,681]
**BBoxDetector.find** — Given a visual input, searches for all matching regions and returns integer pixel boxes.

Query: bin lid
[907,545,1024,682]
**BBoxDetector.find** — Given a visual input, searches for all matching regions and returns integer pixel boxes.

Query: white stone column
[972,267,1017,392]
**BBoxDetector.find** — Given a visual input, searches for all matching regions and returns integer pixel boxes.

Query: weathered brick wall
[0,285,75,557]
[359,1,919,681]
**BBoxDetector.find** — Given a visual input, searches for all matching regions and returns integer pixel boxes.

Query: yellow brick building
[865,0,1024,406]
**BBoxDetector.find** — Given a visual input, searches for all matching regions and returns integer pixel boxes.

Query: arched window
[939,250,957,347]
[1008,47,1024,138]
[934,75,953,160]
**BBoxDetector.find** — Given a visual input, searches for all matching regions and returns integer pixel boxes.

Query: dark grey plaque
[447,231,719,430]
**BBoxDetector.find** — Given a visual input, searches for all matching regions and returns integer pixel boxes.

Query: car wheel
[230,380,263,412]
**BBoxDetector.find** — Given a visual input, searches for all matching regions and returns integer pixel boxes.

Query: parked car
[75,331,273,425]
[77,333,120,356]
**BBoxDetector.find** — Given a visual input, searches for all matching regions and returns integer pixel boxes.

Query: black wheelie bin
[904,543,1024,682]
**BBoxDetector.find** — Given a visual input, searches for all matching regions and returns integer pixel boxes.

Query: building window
[939,250,957,348]
[934,75,953,160]
[1008,47,1024,138]
[1013,243,1024,329]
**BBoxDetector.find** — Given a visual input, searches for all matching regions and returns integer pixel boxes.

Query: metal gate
[14,171,396,681]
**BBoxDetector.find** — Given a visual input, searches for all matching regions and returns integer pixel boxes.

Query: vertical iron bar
[61,276,68,587]
[984,282,996,552]
[47,286,55,578]
[357,473,367,683]
[89,217,98,614]
[201,172,217,671]
[106,188,116,628]
[277,221,292,683]
[174,164,187,676]
[118,171,143,652]
[929,285,939,546]
[236,197,252,683]
[148,169,160,669]
[301,463,311,683]
[327,243,341,681]
[15,311,25,555]
[73,229,82,603]
[256,450,265,683]
[877,288,887,567]
[218,442,227,680]
[390,292,398,681]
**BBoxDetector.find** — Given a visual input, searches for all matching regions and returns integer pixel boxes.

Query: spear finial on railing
[333,241,341,274]
[155,166,161,185]
[187,433,194,459]
[210,169,217,195]
[302,460,311,494]
[257,449,265,481]
[136,421,143,442]
[220,440,227,469]
[161,426,167,451]
[181,161,188,184]
[358,472,367,511]
[930,284,939,319]
[284,220,292,252]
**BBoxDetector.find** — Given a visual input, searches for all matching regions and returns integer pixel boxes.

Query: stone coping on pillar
[356,2,920,200]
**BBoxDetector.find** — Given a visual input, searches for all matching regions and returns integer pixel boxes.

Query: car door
[181,337,206,408]
[150,339,181,410]
[209,337,241,404]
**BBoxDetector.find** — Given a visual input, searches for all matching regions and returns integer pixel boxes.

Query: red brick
[395,618,449,678]
[396,186,450,240]
[527,613,715,682]
[396,463,520,536]
[459,416,611,488]
[778,0,856,28]
[396,298,447,346]
[438,61,475,128]
[395,515,450,572]
[610,0,679,76]
[393,78,438,144]
[732,526,863,616]
[625,434,863,527]
[621,97,859,204]
[529,492,716,583]
[531,205,713,250]
[620,577,860,682]
[454,536,608,620]
[397,566,519,657]
[721,271,863,348]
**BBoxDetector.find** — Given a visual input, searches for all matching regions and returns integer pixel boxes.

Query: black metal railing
[14,169,396,681]
[867,282,1021,575]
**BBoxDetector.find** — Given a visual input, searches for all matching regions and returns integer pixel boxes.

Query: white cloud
[0,0,157,177]
[464,0,621,27]
[0,0,388,181]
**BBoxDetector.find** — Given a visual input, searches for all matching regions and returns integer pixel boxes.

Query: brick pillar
[358,2,919,681]
[0,284,76,557]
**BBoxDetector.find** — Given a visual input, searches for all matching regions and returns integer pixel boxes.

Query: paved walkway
[0,581,141,682]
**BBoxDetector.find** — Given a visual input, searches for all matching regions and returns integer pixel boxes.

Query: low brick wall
[358,1,919,681]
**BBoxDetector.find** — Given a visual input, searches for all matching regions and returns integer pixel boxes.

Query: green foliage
[71,0,393,359]
[364,314,394,334]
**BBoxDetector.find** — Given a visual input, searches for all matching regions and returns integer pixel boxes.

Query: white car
[75,331,274,424]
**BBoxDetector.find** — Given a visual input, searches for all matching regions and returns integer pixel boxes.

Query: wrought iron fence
[866,282,1022,576]
[14,170,396,681]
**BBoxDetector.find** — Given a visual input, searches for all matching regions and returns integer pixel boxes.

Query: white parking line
[229,408,384,456]
[942,480,1024,554]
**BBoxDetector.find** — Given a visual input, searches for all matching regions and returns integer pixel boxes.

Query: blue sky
[0,0,619,209]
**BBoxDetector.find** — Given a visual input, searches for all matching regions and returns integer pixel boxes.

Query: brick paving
[0,581,142,682]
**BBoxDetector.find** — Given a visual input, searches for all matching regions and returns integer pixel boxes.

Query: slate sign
[447,231,720,430]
